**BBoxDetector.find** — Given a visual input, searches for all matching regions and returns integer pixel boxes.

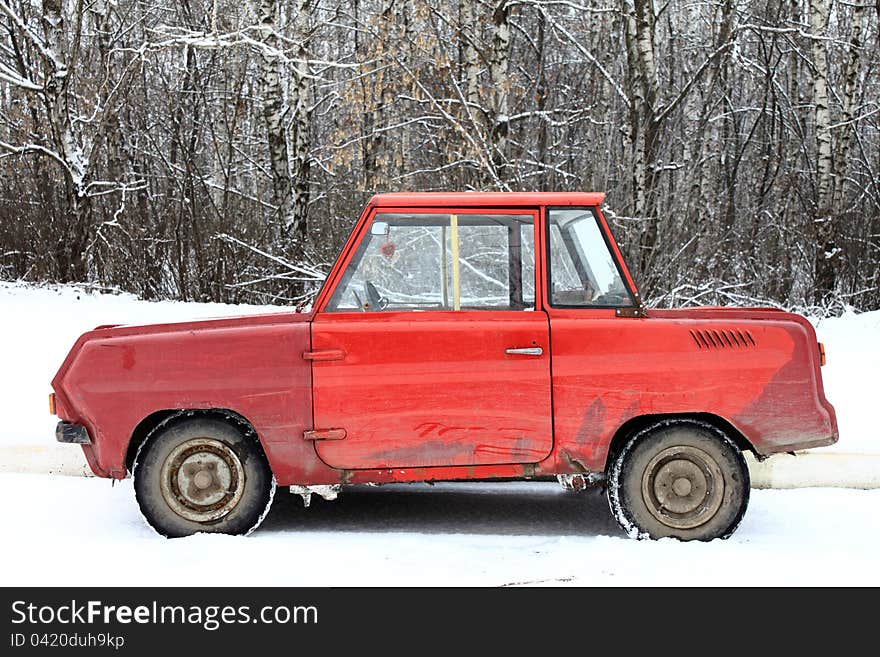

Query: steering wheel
[363,281,388,311]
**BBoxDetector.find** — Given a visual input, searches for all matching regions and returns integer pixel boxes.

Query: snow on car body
[50,192,838,539]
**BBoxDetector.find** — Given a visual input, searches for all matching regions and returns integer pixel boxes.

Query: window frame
[544,206,638,310]
[315,206,541,315]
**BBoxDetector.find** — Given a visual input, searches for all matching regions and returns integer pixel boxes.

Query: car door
[309,208,553,470]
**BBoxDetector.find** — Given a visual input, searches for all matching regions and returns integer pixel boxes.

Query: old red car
[51,192,837,540]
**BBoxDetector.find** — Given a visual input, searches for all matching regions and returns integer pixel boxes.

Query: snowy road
[3,473,878,586]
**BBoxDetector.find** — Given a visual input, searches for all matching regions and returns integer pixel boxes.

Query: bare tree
[0,0,878,311]
[255,0,296,233]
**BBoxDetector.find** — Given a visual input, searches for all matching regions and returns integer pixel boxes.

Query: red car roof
[368,192,606,208]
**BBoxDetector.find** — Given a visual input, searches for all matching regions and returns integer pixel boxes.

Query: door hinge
[615,307,646,318]
[303,428,347,441]
[302,349,345,362]
[615,293,648,318]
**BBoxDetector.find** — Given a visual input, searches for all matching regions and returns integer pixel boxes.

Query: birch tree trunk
[534,10,549,189]
[89,0,125,183]
[623,0,660,278]
[461,0,481,109]
[832,1,869,209]
[287,0,313,239]
[809,0,839,297]
[686,0,733,268]
[363,1,396,191]
[488,0,511,177]
[41,0,82,188]
[42,0,91,281]
[458,0,485,186]
[255,0,295,232]
[810,0,833,211]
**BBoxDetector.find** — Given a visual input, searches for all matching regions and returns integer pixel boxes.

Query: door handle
[505,347,543,356]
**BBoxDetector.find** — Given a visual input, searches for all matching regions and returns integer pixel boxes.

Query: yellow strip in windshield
[451,214,460,311]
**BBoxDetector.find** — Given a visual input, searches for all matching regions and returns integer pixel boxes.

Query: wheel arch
[603,412,756,474]
[125,408,262,474]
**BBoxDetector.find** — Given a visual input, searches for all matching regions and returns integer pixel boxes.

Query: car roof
[368,192,606,208]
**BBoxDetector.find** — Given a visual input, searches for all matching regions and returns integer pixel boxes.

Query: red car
[51,193,837,540]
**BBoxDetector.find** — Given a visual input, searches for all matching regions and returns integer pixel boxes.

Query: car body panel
[311,310,553,470]
[544,309,835,473]
[51,312,328,483]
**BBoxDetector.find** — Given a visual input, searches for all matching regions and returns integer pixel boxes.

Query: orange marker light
[49,393,56,415]
[818,343,826,367]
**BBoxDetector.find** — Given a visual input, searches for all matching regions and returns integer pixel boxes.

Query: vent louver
[690,328,756,350]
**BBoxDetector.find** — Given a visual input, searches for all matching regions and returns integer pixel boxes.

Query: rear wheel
[133,416,274,538]
[607,419,750,541]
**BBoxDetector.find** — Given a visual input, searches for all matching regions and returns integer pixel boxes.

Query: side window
[326,212,535,312]
[457,215,534,310]
[548,208,633,307]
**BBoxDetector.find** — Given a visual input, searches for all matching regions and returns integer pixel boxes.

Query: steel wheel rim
[160,438,245,523]
[640,445,725,530]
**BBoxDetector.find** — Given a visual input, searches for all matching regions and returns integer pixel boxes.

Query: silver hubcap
[641,445,725,530]
[160,438,245,523]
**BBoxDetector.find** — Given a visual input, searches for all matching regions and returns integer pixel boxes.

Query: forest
[0,0,877,313]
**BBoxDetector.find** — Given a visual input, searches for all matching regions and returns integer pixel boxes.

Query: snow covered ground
[1,474,877,586]
[0,282,878,586]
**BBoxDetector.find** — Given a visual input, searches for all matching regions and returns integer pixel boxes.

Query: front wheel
[607,420,750,541]
[133,416,275,538]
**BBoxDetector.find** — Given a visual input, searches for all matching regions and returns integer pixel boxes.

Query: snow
[811,308,880,454]
[0,280,875,453]
[0,282,877,585]
[0,474,878,586]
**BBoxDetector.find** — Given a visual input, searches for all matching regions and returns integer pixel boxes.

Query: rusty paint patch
[557,473,606,491]
[122,346,135,370]
[303,428,346,441]
[559,449,589,473]
[574,397,606,447]
[302,349,345,361]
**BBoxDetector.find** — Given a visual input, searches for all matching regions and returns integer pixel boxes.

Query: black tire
[607,419,750,541]
[133,416,275,538]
